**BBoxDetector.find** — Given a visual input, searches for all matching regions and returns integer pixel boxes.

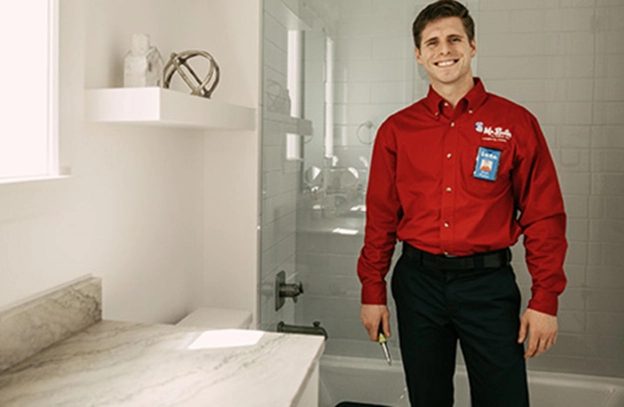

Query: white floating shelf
[85,87,256,131]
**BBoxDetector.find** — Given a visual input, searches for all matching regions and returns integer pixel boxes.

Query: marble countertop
[0,320,325,407]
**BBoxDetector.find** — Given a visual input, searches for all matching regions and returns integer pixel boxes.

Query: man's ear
[470,39,477,58]
[415,46,423,65]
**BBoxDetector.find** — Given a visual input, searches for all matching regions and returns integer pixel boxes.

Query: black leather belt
[403,242,511,271]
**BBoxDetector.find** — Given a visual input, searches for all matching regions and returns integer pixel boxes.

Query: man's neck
[431,76,475,109]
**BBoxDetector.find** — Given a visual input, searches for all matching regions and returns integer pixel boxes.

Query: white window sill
[0,174,70,186]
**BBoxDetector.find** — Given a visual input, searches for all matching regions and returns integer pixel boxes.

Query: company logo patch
[474,121,512,143]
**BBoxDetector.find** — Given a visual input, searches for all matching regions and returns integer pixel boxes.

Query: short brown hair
[412,0,475,50]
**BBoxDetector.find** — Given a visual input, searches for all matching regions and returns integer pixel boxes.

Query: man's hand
[517,308,558,359]
[360,304,391,341]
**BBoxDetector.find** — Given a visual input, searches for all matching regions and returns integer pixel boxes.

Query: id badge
[473,147,502,182]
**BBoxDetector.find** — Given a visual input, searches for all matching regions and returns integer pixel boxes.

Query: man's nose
[439,42,451,55]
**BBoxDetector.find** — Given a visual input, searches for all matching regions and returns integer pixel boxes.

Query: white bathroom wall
[0,0,261,326]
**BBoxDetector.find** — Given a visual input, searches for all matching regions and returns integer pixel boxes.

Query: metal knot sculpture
[163,50,220,98]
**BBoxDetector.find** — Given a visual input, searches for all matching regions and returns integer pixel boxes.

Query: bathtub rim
[320,354,624,396]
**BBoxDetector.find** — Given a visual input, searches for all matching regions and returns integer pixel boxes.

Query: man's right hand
[360,304,391,341]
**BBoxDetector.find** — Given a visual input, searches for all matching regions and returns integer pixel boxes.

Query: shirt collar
[424,78,488,117]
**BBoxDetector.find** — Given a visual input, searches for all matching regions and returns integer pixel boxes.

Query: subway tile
[560,172,591,195]
[558,125,591,148]
[586,288,624,312]
[474,10,511,33]
[370,81,409,104]
[567,218,590,241]
[594,55,624,78]
[563,195,589,218]
[604,244,624,267]
[561,265,586,289]
[558,310,587,334]
[478,0,560,11]
[335,37,372,61]
[336,13,376,38]
[509,9,594,33]
[372,36,409,60]
[526,354,612,377]
[566,241,589,265]
[591,150,624,172]
[586,312,624,336]
[339,0,373,16]
[560,0,599,7]
[557,150,591,172]
[604,197,624,219]
[543,334,596,359]
[589,196,605,219]
[594,78,624,102]
[590,125,624,148]
[595,31,624,54]
[591,173,624,195]
[333,146,375,168]
[334,82,372,104]
[263,11,288,52]
[302,295,361,319]
[301,274,361,297]
[479,32,595,57]
[304,59,324,83]
[587,243,604,266]
[590,335,624,360]
[604,5,624,31]
[370,14,413,37]
[558,287,586,311]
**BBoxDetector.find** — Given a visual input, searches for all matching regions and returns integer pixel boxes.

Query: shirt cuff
[361,281,387,305]
[528,290,559,316]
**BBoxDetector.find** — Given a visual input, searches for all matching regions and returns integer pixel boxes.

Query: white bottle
[123,34,164,87]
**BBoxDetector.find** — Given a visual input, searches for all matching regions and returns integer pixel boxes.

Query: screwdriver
[378,326,392,366]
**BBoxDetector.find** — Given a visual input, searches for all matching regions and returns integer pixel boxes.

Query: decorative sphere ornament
[163,50,220,98]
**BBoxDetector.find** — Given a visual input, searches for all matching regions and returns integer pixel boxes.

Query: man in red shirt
[357,1,567,405]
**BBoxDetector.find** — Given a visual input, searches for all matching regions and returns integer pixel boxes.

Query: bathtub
[319,355,624,407]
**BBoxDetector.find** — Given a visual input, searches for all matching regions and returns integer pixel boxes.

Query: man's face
[415,16,476,90]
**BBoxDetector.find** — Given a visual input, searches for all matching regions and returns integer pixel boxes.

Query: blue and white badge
[473,147,502,182]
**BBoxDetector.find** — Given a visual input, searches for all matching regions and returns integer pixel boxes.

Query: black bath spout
[277,321,328,340]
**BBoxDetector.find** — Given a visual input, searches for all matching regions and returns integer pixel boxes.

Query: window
[0,0,58,182]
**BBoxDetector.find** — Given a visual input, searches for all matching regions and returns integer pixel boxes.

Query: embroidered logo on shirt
[474,121,512,143]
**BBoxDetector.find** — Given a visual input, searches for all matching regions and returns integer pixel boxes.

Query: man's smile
[435,59,458,67]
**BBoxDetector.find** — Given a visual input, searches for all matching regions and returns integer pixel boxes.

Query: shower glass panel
[261,0,624,379]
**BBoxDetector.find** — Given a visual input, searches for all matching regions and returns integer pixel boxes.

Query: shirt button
[444,222,450,228]
[469,109,473,114]
[450,122,455,127]
[444,102,449,107]
[444,251,449,256]
[446,187,452,192]
[446,153,452,159]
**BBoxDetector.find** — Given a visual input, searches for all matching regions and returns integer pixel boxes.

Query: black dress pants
[391,245,529,407]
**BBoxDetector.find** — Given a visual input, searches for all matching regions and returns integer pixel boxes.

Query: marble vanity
[0,277,324,406]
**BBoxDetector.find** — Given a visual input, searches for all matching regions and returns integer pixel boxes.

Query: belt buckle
[443,251,458,258]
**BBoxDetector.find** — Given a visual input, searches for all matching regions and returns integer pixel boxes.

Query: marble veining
[0,277,102,373]
[0,321,325,406]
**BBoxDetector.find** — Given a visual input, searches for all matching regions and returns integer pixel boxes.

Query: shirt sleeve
[357,119,402,305]
[513,111,568,316]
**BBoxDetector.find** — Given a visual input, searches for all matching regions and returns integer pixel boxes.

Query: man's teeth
[437,60,455,67]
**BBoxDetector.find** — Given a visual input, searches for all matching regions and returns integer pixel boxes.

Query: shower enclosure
[260,0,624,385]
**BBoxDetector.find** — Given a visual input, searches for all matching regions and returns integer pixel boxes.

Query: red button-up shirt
[357,79,567,316]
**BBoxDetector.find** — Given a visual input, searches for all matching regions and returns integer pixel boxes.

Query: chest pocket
[459,141,513,199]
